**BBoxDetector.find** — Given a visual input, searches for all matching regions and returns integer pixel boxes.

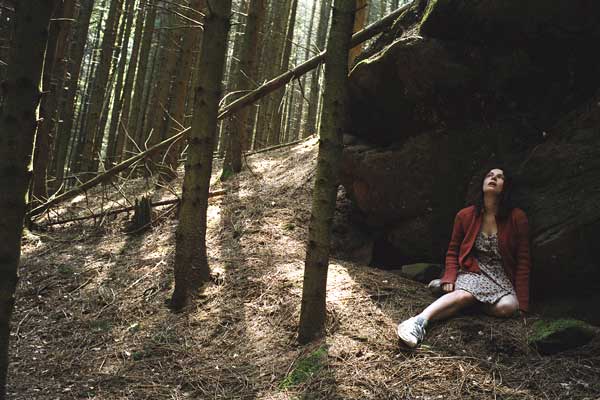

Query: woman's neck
[483,194,498,216]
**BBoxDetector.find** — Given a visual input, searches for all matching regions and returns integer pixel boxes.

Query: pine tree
[222,0,266,175]
[0,0,56,395]
[170,0,232,311]
[298,0,355,344]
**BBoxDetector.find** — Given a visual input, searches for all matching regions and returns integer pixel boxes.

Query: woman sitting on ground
[397,167,531,348]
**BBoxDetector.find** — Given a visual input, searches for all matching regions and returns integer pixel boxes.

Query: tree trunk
[170,0,232,311]
[0,0,55,395]
[222,0,266,175]
[32,0,76,201]
[254,0,288,149]
[163,0,206,178]
[144,8,182,168]
[305,0,331,138]
[70,0,104,175]
[80,0,123,175]
[348,0,367,67]
[127,0,157,154]
[54,0,96,190]
[104,0,137,168]
[298,0,354,344]
[267,0,298,146]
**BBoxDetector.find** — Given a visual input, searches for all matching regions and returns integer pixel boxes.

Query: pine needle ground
[9,138,600,399]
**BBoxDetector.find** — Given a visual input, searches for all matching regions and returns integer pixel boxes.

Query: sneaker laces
[411,320,426,342]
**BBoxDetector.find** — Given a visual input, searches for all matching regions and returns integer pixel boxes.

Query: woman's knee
[488,296,518,318]
[452,289,476,306]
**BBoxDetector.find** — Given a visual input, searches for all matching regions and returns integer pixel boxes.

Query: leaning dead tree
[27,3,412,221]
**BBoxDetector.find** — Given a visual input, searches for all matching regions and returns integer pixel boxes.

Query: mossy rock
[529,319,596,355]
[397,263,443,283]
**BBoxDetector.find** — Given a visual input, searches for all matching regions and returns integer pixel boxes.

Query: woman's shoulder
[456,205,477,218]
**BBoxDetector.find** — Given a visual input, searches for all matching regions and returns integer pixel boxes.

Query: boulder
[529,319,597,355]
[395,263,443,283]
[333,0,600,315]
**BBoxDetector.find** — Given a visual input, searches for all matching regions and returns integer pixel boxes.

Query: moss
[220,165,234,181]
[419,0,441,29]
[57,264,75,276]
[528,319,594,344]
[279,346,328,389]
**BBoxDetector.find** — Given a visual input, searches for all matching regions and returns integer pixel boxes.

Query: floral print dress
[455,230,516,304]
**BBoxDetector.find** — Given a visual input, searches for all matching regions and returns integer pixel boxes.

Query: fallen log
[218,2,412,120]
[40,189,226,226]
[27,129,189,218]
[28,4,411,218]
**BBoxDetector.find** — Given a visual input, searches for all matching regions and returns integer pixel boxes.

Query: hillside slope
[9,138,600,399]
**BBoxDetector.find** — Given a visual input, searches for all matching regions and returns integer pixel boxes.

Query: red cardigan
[440,205,532,311]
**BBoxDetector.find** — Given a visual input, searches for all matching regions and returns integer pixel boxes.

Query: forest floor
[8,138,600,399]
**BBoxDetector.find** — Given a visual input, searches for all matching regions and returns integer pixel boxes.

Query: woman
[397,168,531,348]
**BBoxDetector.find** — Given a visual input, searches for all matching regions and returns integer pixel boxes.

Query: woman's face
[482,168,505,195]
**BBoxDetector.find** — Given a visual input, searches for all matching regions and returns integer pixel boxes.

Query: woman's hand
[442,283,454,293]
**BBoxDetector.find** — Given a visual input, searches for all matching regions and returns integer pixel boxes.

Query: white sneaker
[397,317,426,348]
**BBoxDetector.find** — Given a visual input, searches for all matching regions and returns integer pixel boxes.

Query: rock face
[337,0,600,312]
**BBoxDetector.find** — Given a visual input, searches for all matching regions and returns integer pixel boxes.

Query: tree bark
[348,0,367,67]
[222,0,265,175]
[80,0,123,175]
[32,0,76,201]
[127,0,157,154]
[0,0,55,395]
[53,0,96,190]
[298,0,355,344]
[305,0,331,138]
[114,0,146,165]
[163,0,206,178]
[267,0,298,146]
[170,0,232,311]
[104,0,137,168]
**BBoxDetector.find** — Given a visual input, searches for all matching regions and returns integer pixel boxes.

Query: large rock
[334,0,600,313]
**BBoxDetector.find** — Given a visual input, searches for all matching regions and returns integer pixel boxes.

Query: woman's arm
[513,209,531,312]
[440,211,465,290]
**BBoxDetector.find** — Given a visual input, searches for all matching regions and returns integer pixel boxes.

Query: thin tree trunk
[54,0,96,190]
[305,0,331,138]
[114,0,145,164]
[170,0,232,311]
[127,0,157,154]
[163,0,206,178]
[104,0,137,168]
[222,0,265,175]
[0,0,55,395]
[145,8,181,166]
[298,0,317,139]
[80,0,123,175]
[267,0,298,146]
[70,0,103,175]
[32,0,76,200]
[298,0,355,344]
[348,0,367,67]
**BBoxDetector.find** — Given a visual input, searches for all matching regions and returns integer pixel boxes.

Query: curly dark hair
[473,167,514,219]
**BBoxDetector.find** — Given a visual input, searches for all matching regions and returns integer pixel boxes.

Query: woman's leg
[418,289,477,322]
[482,294,519,318]
[397,289,477,347]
